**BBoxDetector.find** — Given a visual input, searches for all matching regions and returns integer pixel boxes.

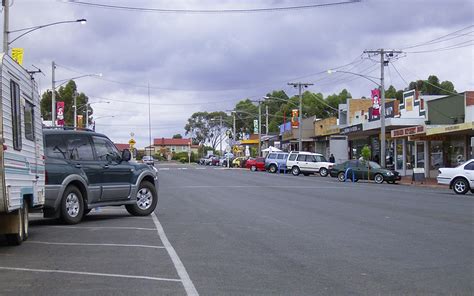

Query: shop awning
[426,122,474,135]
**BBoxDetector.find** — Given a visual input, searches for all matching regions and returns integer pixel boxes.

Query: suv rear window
[288,154,297,161]
[315,155,327,162]
[267,153,277,159]
[297,154,307,161]
[277,154,286,160]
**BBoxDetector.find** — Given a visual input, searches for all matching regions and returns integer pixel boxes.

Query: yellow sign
[11,48,24,65]
[426,122,474,135]
[128,138,136,146]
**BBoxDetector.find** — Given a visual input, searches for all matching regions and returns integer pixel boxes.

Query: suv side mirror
[122,149,131,162]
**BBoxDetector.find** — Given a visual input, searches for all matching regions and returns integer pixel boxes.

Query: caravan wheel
[5,208,24,246]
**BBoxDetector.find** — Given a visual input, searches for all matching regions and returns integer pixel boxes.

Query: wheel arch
[450,176,469,189]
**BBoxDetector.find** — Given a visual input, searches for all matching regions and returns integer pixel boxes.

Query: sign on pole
[253,119,259,134]
[11,48,24,65]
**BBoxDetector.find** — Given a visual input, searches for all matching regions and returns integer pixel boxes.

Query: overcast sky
[5,0,473,147]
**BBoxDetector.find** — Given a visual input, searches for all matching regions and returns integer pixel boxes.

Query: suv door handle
[103,164,109,169]
[75,164,82,168]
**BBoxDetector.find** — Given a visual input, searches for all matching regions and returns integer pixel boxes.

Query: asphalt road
[157,163,473,295]
[0,163,473,295]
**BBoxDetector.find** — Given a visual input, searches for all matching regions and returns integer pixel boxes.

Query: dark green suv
[43,129,158,224]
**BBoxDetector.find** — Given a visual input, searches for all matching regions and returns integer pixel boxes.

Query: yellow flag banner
[11,48,24,65]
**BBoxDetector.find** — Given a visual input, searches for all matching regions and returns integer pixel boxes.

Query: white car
[142,155,155,166]
[437,159,474,194]
[286,151,334,177]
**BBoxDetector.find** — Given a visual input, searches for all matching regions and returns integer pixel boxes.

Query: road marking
[158,168,170,170]
[26,241,165,249]
[152,213,199,296]
[178,168,188,170]
[195,168,206,170]
[49,226,156,231]
[0,266,181,283]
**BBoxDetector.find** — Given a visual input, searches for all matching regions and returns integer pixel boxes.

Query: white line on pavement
[195,168,206,170]
[158,168,170,170]
[49,226,156,231]
[151,213,199,296]
[26,241,165,249]
[0,266,181,283]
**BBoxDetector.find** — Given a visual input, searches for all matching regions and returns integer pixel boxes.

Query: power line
[401,24,474,49]
[65,0,361,14]
[405,39,473,53]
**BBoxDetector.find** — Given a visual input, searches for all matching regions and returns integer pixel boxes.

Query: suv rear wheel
[269,164,277,173]
[126,181,158,216]
[61,186,84,225]
[291,166,300,176]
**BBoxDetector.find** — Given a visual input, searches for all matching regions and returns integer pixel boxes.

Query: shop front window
[448,139,465,167]
[406,141,415,170]
[416,142,425,168]
[430,141,443,169]
[396,139,403,170]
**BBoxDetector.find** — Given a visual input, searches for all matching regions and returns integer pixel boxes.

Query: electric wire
[65,0,361,14]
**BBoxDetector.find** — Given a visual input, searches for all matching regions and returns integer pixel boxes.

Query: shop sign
[369,101,395,122]
[408,135,446,141]
[426,122,474,135]
[291,109,299,129]
[341,123,363,135]
[391,125,425,138]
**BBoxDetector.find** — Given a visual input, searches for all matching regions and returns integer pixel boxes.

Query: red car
[245,157,266,171]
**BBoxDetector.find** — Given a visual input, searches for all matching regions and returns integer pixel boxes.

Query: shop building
[279,116,316,152]
[313,117,347,163]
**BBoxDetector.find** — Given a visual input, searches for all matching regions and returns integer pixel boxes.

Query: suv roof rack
[42,125,95,132]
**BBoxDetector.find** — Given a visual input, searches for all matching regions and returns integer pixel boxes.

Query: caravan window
[10,80,22,150]
[24,100,34,141]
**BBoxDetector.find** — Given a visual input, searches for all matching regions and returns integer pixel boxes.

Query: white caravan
[0,54,45,245]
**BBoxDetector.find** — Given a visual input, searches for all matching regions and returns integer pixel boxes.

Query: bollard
[344,167,356,182]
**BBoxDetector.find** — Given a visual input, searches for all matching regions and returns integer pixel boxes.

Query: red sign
[56,101,65,126]
[291,109,299,129]
[391,125,425,138]
[371,89,381,116]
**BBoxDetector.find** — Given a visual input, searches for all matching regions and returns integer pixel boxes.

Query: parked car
[329,159,401,184]
[211,156,220,166]
[245,157,266,171]
[43,129,159,224]
[437,159,474,194]
[204,155,215,166]
[142,155,155,166]
[286,151,334,177]
[232,157,247,168]
[265,152,289,173]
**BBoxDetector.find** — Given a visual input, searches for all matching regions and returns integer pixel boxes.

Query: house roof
[153,138,192,146]
[114,143,129,151]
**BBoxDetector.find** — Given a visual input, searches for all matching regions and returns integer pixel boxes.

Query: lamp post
[287,83,313,151]
[93,115,115,131]
[51,71,102,126]
[2,0,86,53]
[327,69,387,166]
[76,101,110,128]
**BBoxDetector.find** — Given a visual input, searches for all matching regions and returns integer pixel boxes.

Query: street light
[75,101,110,128]
[3,10,87,52]
[92,115,115,131]
[52,70,102,126]
[327,69,387,167]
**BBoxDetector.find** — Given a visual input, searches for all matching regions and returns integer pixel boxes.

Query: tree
[407,75,456,95]
[172,134,183,139]
[234,99,258,139]
[184,111,230,150]
[40,80,93,126]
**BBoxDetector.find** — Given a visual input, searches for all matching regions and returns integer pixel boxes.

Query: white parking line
[49,226,156,231]
[26,241,165,249]
[152,213,199,296]
[0,266,181,283]
[195,168,206,170]
[158,168,170,170]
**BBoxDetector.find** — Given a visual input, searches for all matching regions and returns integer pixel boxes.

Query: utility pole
[85,103,89,129]
[3,0,9,53]
[258,101,262,157]
[232,111,236,143]
[219,115,223,156]
[148,83,152,157]
[51,61,56,126]
[265,105,269,135]
[73,91,77,128]
[288,82,313,151]
[363,49,402,168]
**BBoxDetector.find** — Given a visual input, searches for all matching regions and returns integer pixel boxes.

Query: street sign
[128,139,136,146]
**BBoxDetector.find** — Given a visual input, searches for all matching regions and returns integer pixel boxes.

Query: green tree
[172,134,183,139]
[234,99,258,138]
[407,75,456,95]
[40,80,93,126]
[184,111,230,150]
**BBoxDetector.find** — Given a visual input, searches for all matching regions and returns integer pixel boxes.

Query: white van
[286,151,334,177]
[0,54,45,245]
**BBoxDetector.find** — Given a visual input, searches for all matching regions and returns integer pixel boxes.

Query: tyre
[319,167,328,177]
[5,208,24,246]
[22,204,29,241]
[60,185,84,225]
[452,178,469,195]
[251,165,257,171]
[292,166,300,176]
[374,174,384,184]
[269,164,277,174]
[337,172,346,182]
[126,181,158,216]
[387,180,395,184]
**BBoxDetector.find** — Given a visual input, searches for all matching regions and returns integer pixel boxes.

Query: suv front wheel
[291,166,300,176]
[126,181,158,216]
